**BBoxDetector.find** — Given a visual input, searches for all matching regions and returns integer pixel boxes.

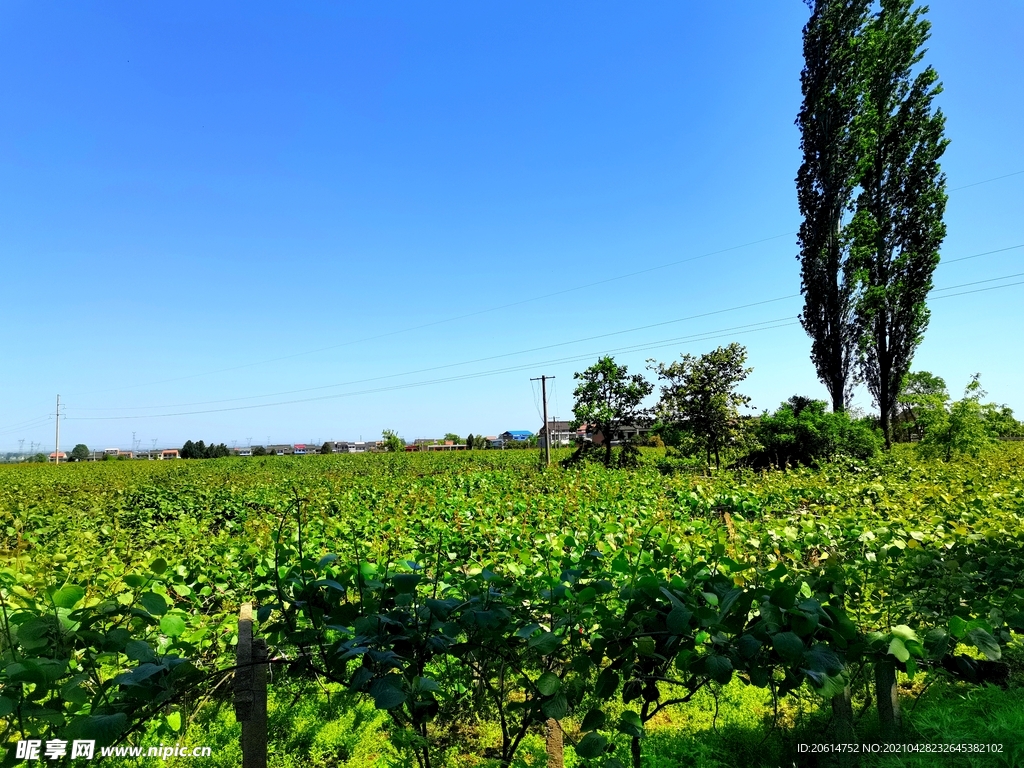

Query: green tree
[466,434,475,450]
[320,441,333,455]
[895,369,947,441]
[981,404,1022,440]
[850,0,948,449]
[571,356,653,468]
[251,445,268,456]
[443,433,461,444]
[796,0,871,413]
[381,429,404,453]
[70,444,90,462]
[752,396,880,469]
[914,375,991,461]
[649,343,752,471]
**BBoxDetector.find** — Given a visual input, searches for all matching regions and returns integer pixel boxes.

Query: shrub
[748,396,881,469]
[914,375,993,461]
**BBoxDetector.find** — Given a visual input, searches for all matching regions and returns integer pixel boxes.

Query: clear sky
[2,1,1022,452]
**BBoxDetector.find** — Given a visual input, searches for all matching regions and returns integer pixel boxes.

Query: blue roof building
[500,430,533,441]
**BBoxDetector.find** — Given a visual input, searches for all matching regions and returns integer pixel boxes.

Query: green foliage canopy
[570,356,653,468]
[649,343,752,470]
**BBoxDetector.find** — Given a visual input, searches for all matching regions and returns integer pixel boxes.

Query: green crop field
[2,447,1023,767]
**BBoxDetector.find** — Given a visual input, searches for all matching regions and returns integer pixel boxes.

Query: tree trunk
[875,659,901,741]
[545,719,563,768]
[825,686,856,766]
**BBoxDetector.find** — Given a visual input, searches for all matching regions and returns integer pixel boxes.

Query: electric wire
[70,237,1022,409]
[71,295,799,412]
[65,318,799,421]
[67,163,1024,401]
[73,231,797,397]
[62,268,1024,424]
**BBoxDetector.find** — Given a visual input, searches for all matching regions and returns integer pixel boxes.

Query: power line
[70,243,1023,417]
[948,169,1024,191]
[0,417,52,438]
[930,279,1024,300]
[70,234,1021,408]
[941,243,1024,264]
[930,271,1024,293]
[71,294,799,412]
[72,231,797,397]
[62,266,1024,424]
[0,414,54,432]
[65,318,800,421]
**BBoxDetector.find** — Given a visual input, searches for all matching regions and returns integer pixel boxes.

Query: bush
[747,396,881,469]
[914,375,993,461]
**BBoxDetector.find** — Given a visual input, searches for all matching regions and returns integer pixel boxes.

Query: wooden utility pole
[54,395,60,464]
[531,376,554,466]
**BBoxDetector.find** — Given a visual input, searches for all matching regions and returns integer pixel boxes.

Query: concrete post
[234,603,268,768]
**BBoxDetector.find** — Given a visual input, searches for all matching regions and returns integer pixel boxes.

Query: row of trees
[179,440,231,460]
[797,0,948,448]
[569,345,1020,471]
[570,346,753,470]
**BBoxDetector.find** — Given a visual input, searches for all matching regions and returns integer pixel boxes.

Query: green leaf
[595,667,619,699]
[923,628,949,659]
[369,679,406,710]
[528,631,561,655]
[737,634,762,659]
[948,615,968,639]
[159,615,186,637]
[636,636,656,656]
[890,625,919,643]
[52,585,85,609]
[888,638,910,663]
[140,592,168,616]
[124,574,147,589]
[581,708,606,731]
[772,632,804,663]
[575,732,609,759]
[0,696,13,717]
[125,640,156,662]
[536,672,561,697]
[966,628,1001,661]
[63,713,128,745]
[542,692,568,720]
[617,710,644,738]
[666,606,692,634]
[316,554,338,570]
[392,574,421,594]
[703,654,733,684]
[807,669,849,699]
[166,711,182,732]
[150,557,168,575]
[515,623,541,639]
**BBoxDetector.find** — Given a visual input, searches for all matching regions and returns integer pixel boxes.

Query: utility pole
[531,375,554,466]
[54,395,61,464]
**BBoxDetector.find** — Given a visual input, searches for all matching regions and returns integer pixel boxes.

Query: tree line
[567,345,1021,472]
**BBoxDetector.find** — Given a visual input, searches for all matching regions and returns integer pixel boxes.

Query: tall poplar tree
[850,0,948,448]
[796,0,871,413]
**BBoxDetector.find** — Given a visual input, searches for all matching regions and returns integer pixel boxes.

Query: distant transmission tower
[18,439,25,454]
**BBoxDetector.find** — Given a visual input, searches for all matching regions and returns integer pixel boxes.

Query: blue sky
[2,1,1022,452]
